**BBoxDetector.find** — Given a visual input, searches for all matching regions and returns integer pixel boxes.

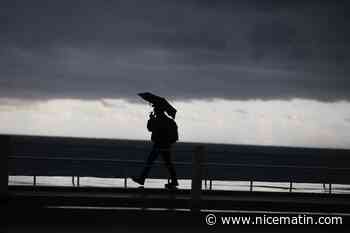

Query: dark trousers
[139,144,178,183]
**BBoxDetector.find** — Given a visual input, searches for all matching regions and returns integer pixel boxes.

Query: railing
[8,155,193,188]
[8,153,349,194]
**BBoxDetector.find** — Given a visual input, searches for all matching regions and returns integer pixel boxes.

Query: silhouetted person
[132,106,179,189]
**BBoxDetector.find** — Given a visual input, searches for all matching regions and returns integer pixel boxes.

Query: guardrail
[0,135,10,200]
[8,155,193,188]
[9,154,348,192]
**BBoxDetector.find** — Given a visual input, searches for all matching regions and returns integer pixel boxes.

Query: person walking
[132,106,179,189]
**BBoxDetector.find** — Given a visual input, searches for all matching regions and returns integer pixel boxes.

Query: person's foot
[132,177,145,186]
[165,183,178,189]
[165,180,178,189]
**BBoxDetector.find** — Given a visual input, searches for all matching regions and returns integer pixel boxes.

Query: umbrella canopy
[138,92,177,118]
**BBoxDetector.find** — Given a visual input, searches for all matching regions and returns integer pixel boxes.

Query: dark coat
[147,115,176,147]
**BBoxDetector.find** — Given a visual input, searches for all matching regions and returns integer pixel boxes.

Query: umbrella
[138,92,177,118]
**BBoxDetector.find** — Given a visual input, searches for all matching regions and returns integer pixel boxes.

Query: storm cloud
[1,0,350,101]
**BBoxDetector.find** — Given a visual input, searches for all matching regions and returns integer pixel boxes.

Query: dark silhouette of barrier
[0,135,10,201]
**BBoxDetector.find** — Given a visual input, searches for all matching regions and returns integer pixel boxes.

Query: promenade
[5,186,350,232]
[7,185,350,213]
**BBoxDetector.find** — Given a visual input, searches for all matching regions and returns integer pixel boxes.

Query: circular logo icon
[205,213,217,226]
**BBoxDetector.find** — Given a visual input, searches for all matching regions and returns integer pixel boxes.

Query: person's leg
[138,145,159,183]
[160,149,178,185]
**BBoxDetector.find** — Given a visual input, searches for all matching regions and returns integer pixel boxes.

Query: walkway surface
[5,185,350,232]
[7,185,350,212]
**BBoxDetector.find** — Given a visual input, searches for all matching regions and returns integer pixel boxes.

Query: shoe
[132,177,145,186]
[170,180,179,186]
[165,181,178,189]
[165,183,178,189]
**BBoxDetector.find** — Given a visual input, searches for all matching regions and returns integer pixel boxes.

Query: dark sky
[1,0,350,102]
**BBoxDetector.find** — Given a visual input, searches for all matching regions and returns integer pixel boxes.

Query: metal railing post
[191,146,205,213]
[0,135,10,200]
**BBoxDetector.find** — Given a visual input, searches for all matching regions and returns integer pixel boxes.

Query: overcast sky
[1,0,350,149]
